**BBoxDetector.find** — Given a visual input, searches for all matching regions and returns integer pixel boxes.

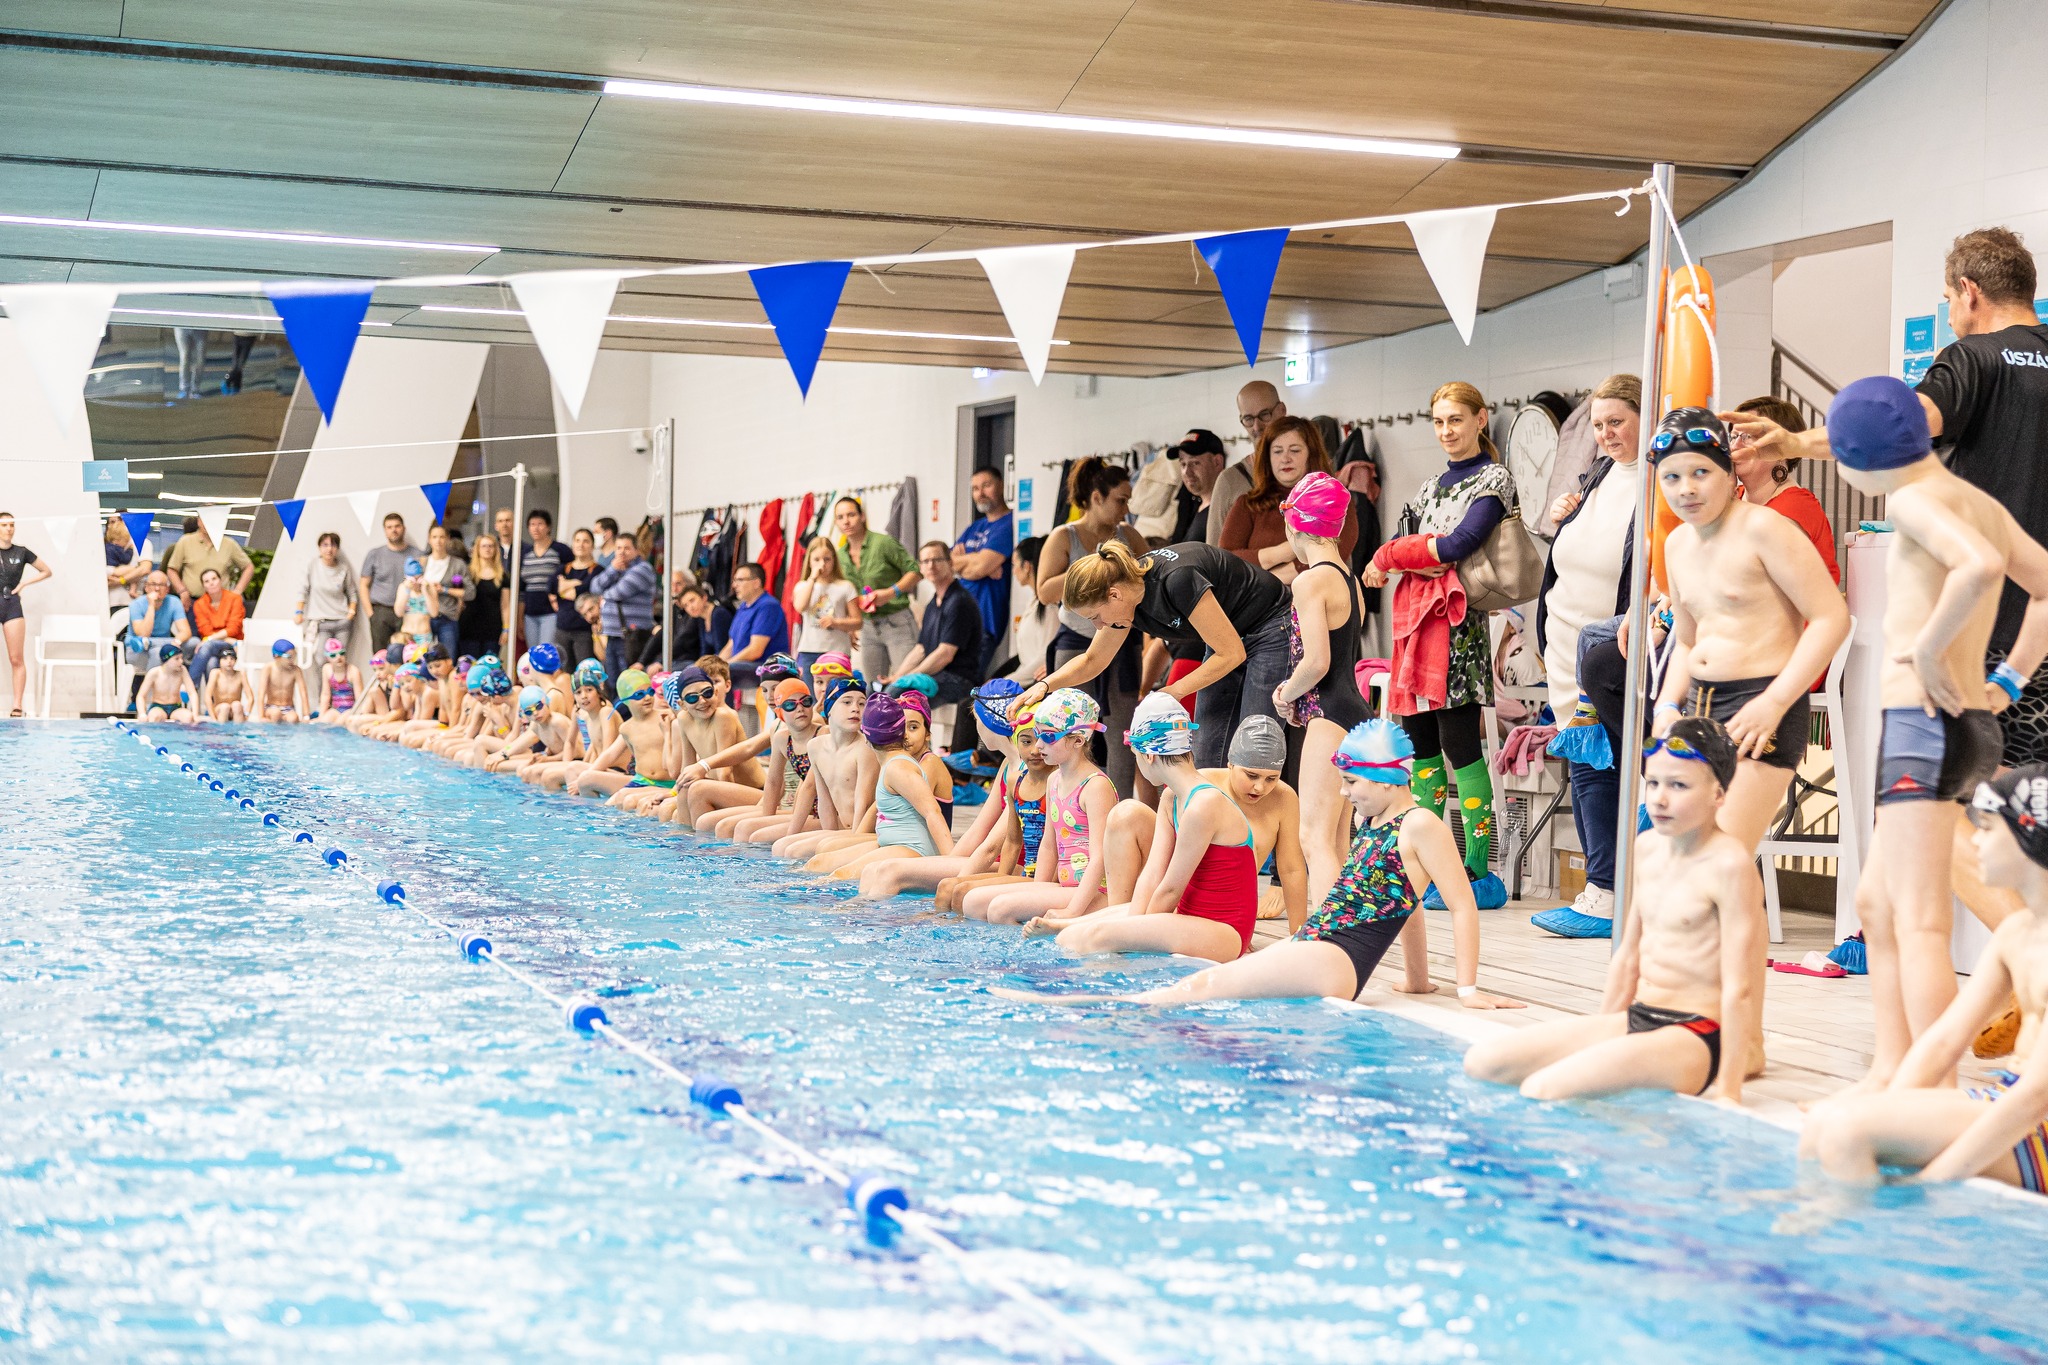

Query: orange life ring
[1651,265,1717,592]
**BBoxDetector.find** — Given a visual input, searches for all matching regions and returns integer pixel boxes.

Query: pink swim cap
[1281,470,1349,539]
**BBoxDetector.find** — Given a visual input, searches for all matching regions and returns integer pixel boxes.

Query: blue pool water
[4,723,2045,1362]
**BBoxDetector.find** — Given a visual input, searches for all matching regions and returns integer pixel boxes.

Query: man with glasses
[886,540,984,710]
[1204,381,1284,548]
[722,562,792,725]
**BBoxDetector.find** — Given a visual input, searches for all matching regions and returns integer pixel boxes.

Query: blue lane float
[124,729,1138,1365]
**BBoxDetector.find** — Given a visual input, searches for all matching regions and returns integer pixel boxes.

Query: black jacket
[1534,456,1635,657]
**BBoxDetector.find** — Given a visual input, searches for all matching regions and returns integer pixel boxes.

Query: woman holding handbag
[1364,381,1526,910]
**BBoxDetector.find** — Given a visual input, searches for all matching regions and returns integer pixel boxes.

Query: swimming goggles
[1644,735,1710,764]
[621,685,655,704]
[1123,716,1196,755]
[678,687,713,706]
[1650,427,1727,453]
[775,696,814,713]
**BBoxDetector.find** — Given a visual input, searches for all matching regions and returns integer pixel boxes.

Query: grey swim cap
[1229,715,1287,771]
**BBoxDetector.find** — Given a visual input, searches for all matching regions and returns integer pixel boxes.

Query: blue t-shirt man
[952,509,1013,652]
[726,586,791,662]
[126,593,188,662]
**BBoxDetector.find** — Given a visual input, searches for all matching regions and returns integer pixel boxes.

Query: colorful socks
[1410,755,1448,819]
[1451,757,1495,879]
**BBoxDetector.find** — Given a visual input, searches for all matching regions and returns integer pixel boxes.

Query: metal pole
[661,419,677,673]
[1611,162,1674,953]
[506,462,526,666]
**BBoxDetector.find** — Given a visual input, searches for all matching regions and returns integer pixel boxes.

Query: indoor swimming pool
[3,723,2043,1363]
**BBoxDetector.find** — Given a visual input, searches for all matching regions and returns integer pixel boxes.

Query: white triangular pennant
[197,504,235,548]
[510,270,621,419]
[0,283,120,434]
[346,490,381,537]
[1404,207,1497,345]
[41,513,77,557]
[976,246,1075,385]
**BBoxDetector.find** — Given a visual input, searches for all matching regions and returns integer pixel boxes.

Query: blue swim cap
[404,558,423,577]
[1333,719,1415,785]
[528,641,562,674]
[573,658,607,689]
[888,673,938,700]
[659,670,684,709]
[1828,375,1930,471]
[971,677,1024,738]
[822,672,868,719]
[518,684,548,715]
[478,668,513,697]
[158,642,182,663]
[271,638,295,657]
[384,643,405,666]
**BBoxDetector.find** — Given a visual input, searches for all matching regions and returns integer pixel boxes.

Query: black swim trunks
[1627,1001,1722,1094]
[0,595,20,625]
[1877,707,2003,806]
[1686,676,1811,772]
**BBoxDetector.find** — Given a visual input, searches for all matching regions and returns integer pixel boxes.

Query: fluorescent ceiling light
[419,304,1066,347]
[110,307,395,327]
[602,78,1459,160]
[0,214,496,253]
[127,471,164,480]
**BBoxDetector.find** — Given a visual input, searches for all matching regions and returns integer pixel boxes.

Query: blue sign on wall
[1016,477,1033,512]
[1903,315,1935,354]
[1902,354,1933,384]
[83,460,129,493]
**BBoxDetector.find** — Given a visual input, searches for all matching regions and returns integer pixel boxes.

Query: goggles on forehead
[1650,427,1728,454]
[1644,735,1710,764]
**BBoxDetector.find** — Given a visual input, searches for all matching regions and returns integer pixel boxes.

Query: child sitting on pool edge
[965,688,1115,925]
[823,691,953,880]
[1463,717,1761,1104]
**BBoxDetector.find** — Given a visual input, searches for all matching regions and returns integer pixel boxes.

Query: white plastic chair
[1757,616,1858,945]
[34,613,110,716]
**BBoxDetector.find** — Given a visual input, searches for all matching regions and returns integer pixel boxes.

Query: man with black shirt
[1169,429,1228,544]
[1729,226,2048,763]
[888,540,984,706]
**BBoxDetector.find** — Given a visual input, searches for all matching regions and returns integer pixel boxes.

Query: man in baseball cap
[1168,428,1229,544]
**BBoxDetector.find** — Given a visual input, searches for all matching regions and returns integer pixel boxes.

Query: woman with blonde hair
[792,535,861,679]
[459,531,508,659]
[1364,380,1519,910]
[1221,415,1358,583]
[1017,533,1291,771]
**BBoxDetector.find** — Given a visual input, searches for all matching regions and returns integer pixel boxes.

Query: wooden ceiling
[0,0,1944,376]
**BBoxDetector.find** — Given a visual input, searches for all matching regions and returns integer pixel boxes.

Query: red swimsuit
[1170,783,1259,955]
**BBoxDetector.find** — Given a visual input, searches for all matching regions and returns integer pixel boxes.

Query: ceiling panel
[0,161,100,218]
[1610,1,1931,33]
[0,1,121,35]
[1063,0,1884,166]
[118,0,1134,109]
[0,49,598,191]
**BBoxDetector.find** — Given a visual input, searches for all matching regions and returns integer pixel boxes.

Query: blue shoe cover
[1532,907,1614,938]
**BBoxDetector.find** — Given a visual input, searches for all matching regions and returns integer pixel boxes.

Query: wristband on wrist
[1456,984,1477,998]
[1991,661,2028,701]
[1655,700,1682,716]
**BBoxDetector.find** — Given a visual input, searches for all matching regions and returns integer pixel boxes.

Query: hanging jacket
[1386,547,1467,716]
[756,498,787,599]
[692,508,722,580]
[782,489,817,630]
[887,478,919,550]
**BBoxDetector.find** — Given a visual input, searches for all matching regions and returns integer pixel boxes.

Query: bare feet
[1021,917,1060,939]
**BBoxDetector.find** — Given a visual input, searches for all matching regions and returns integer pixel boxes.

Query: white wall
[255,336,488,662]
[0,318,113,715]
[556,349,652,536]
[1772,242,1895,391]
[630,0,2046,539]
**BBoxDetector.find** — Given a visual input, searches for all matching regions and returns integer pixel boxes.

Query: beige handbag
[1459,503,1545,614]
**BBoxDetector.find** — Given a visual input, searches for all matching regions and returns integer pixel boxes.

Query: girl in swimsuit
[971,689,1116,926]
[1023,691,1258,963]
[864,680,1035,902]
[317,638,362,725]
[898,693,954,828]
[996,721,1522,1010]
[928,692,1055,910]
[824,692,954,880]
[529,661,611,789]
[1273,471,1375,906]
[725,680,825,844]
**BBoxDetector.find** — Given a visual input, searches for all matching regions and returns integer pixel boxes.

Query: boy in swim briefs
[576,669,674,808]
[1821,377,2048,1087]
[259,639,310,723]
[1463,717,1761,1104]
[1802,764,2048,1193]
[1650,408,1849,855]
[136,643,198,723]
[206,645,252,721]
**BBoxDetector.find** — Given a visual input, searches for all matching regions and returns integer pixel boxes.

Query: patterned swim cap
[573,658,608,690]
[1032,688,1103,742]
[1332,718,1414,785]
[1125,689,1197,756]
[971,677,1025,738]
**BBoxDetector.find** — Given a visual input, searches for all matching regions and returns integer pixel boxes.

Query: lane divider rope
[111,721,1141,1365]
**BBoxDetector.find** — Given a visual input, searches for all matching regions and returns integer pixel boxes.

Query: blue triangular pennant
[748,260,852,397]
[268,285,374,423]
[419,481,452,521]
[120,511,156,557]
[1197,228,1290,366]
[274,498,306,540]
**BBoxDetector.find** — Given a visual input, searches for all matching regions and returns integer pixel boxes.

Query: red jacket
[1377,534,1464,716]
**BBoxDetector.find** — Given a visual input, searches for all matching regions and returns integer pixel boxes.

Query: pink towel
[1388,566,1465,716]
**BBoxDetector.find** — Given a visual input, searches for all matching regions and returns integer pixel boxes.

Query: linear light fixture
[418,304,1068,347]
[111,306,395,327]
[0,213,497,254]
[602,78,1460,160]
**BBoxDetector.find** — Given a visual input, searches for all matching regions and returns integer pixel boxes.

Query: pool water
[3,723,2044,1362]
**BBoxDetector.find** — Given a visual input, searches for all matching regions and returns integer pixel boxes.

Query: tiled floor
[1252,898,2004,1119]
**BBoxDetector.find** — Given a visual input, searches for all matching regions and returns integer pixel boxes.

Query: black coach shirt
[918,579,985,683]
[1131,542,1286,647]
[1917,322,2048,652]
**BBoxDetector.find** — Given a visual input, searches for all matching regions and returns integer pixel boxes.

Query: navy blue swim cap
[528,641,562,674]
[1828,375,1930,471]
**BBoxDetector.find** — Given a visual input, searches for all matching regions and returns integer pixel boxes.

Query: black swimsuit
[1288,562,1370,730]
[1626,1002,1722,1093]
